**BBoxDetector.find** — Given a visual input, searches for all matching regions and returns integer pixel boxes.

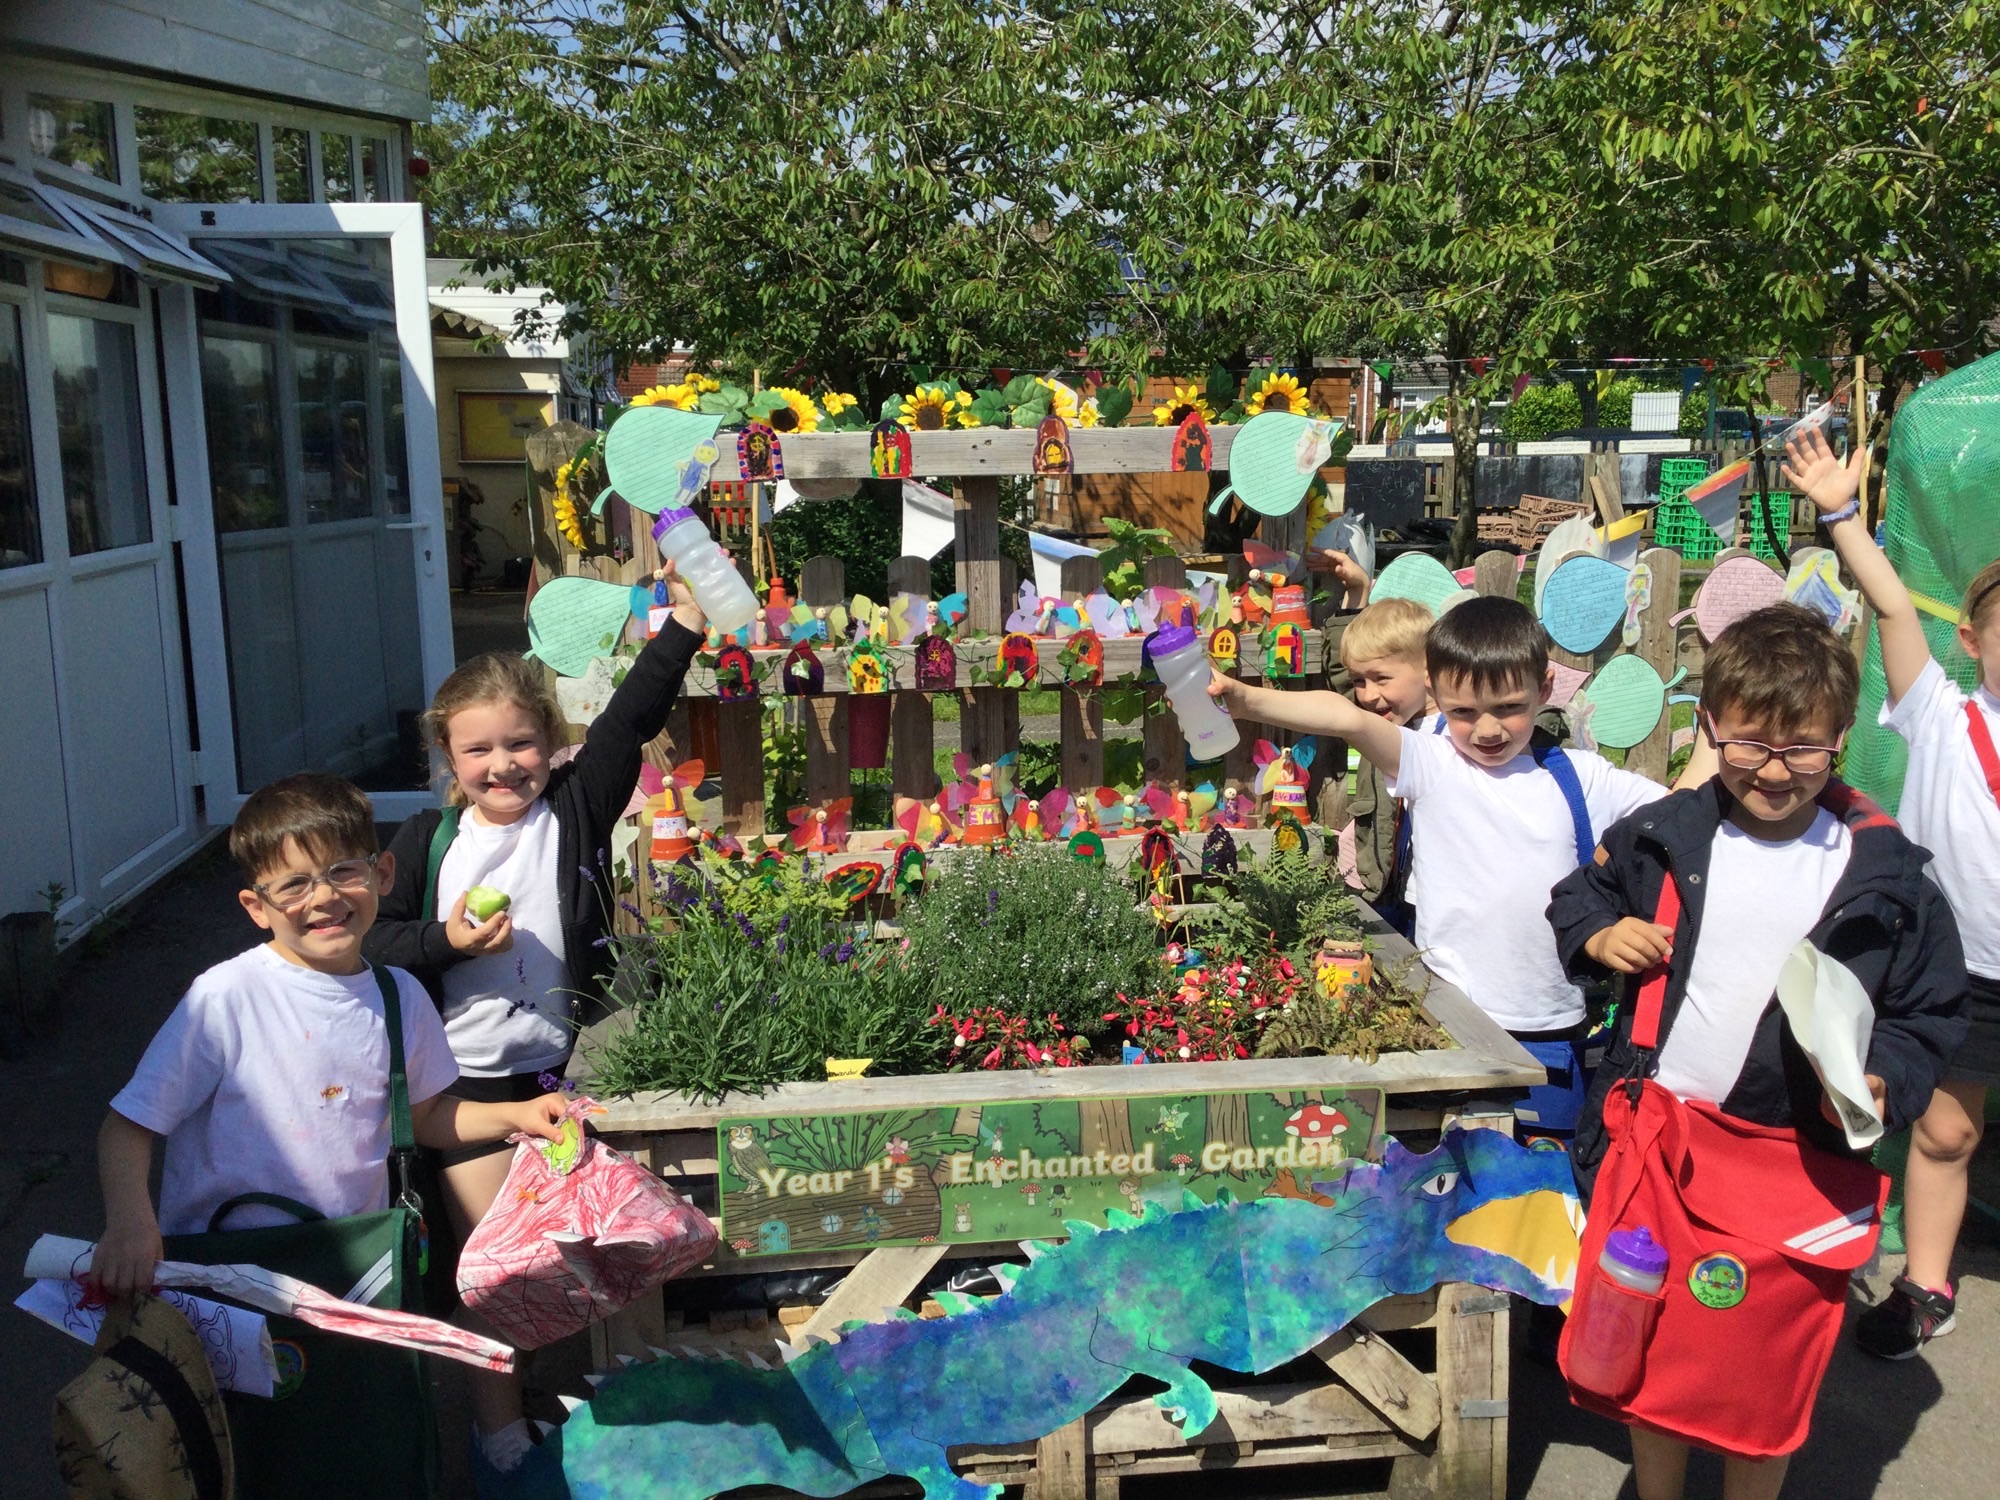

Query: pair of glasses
[1703,714,1844,775]
[253,854,379,910]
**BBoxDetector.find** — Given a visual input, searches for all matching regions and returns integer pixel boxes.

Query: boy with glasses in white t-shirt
[1549,604,1967,1499]
[94,774,568,1494]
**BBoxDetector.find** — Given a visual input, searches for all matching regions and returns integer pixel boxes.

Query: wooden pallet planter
[578,910,1538,1500]
[532,422,1326,846]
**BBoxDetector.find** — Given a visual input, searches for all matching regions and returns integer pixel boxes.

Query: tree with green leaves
[1561,0,2000,409]
[428,0,1121,411]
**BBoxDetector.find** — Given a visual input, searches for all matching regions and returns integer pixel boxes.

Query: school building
[0,3,451,935]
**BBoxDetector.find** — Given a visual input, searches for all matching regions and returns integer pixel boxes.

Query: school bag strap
[1629,873,1684,1053]
[1966,700,2000,807]
[1530,742,1595,866]
[421,804,462,923]
[370,963,416,1160]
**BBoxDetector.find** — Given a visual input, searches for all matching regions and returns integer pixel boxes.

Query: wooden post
[1060,554,1106,793]
[800,554,851,807]
[1140,554,1188,788]
[888,555,939,800]
[1623,546,1682,783]
[716,699,765,837]
[1471,549,1517,601]
[956,477,1007,765]
[999,556,1022,754]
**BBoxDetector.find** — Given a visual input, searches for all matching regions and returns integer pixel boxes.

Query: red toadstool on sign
[1285,1103,1350,1146]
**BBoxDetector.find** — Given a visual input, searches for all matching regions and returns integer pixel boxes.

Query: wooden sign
[717,1086,1384,1256]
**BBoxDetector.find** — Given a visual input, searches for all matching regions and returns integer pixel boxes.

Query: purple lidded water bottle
[1566,1226,1668,1402]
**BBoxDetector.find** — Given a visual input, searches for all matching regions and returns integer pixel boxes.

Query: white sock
[480,1418,534,1473]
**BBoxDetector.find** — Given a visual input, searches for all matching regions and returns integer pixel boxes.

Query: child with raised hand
[1547,604,1966,1500]
[1784,422,2000,1360]
[1213,595,1693,1044]
[364,565,707,1493]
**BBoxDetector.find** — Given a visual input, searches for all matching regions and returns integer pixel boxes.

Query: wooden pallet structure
[579,912,1540,1500]
[529,423,1331,840]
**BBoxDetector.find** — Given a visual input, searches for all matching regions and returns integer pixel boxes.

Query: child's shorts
[1947,973,2000,1090]
[435,1071,555,1166]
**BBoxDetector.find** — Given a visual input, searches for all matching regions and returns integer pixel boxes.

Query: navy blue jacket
[1548,779,1968,1199]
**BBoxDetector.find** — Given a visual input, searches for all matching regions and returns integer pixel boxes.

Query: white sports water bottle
[649,449,759,634]
[1149,624,1240,761]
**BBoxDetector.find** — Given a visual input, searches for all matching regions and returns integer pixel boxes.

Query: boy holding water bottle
[1212,595,1690,1048]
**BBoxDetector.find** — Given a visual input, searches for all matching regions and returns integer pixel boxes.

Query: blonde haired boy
[1335,598,1436,912]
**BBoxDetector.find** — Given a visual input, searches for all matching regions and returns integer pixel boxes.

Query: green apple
[464,885,512,921]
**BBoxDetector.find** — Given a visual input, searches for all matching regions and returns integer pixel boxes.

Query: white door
[154,201,452,820]
[0,242,197,927]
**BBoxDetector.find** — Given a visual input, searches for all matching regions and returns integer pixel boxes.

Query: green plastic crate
[1744,492,1793,562]
[1652,494,1722,560]
[1657,456,1710,499]
[1650,457,1722,560]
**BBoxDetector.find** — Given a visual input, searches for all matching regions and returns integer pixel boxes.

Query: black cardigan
[363,619,702,1032]
[1548,779,1968,1198]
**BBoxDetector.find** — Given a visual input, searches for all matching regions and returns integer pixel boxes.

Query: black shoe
[1855,1275,1956,1360]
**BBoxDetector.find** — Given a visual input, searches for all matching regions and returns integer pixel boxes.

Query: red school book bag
[1558,876,1888,1457]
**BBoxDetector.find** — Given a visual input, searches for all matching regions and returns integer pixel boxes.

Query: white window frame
[154,200,452,820]
[1,58,408,210]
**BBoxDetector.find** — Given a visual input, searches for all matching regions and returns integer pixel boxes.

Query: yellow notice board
[458,391,554,462]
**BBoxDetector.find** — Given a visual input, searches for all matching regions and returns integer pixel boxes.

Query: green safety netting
[1845,351,2000,814]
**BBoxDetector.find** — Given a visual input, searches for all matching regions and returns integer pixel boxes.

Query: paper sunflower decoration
[1246,371,1308,417]
[898,384,976,431]
[1077,397,1102,428]
[765,386,819,434]
[551,459,588,548]
[1152,383,1214,427]
[630,382,701,411]
[1035,376,1081,422]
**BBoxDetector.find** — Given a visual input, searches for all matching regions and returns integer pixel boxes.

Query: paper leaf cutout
[1573,654,1667,749]
[1693,553,1784,642]
[1531,513,1602,614]
[1539,553,1631,654]
[1006,580,1043,634]
[1083,589,1129,639]
[1223,411,1339,517]
[602,405,724,515]
[1785,549,1859,632]
[1371,552,1461,614]
[526,576,632,677]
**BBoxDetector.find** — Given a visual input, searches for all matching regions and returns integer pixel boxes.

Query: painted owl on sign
[727,1125,773,1190]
